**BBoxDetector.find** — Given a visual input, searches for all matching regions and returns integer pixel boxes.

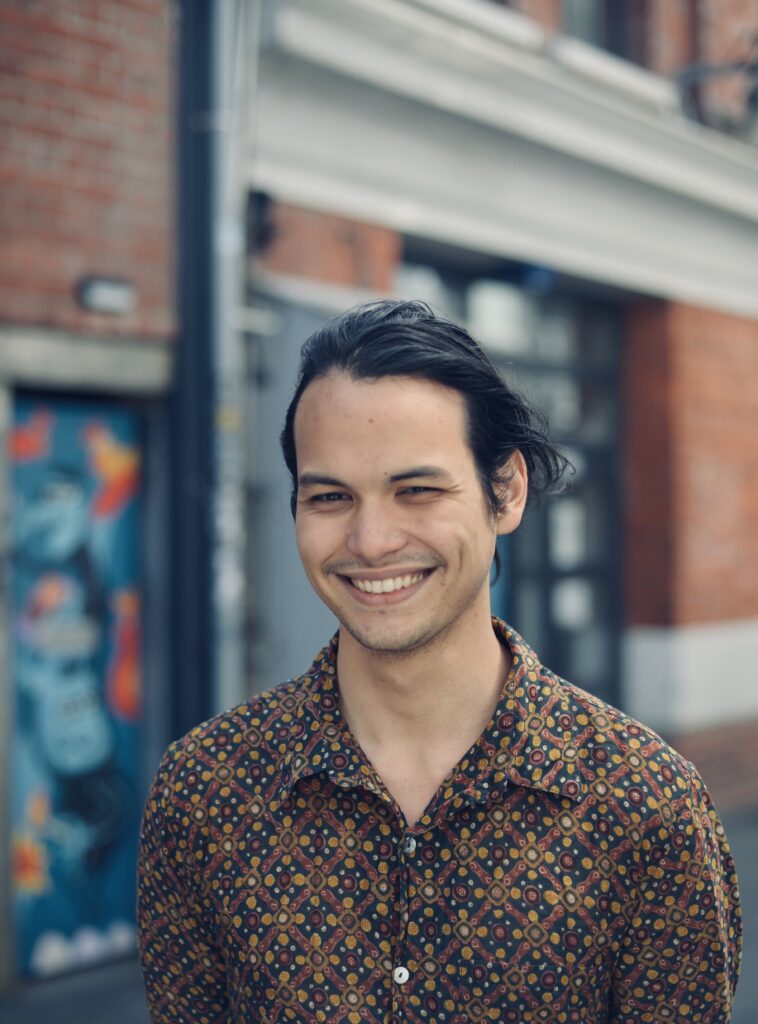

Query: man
[138,300,741,1023]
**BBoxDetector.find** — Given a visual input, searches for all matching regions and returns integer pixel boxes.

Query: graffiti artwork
[9,398,143,977]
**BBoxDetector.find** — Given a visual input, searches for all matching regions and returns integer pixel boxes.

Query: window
[563,0,649,66]
[396,248,622,706]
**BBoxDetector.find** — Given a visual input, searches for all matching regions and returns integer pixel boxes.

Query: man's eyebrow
[388,466,452,483]
[298,467,452,488]
[298,473,348,488]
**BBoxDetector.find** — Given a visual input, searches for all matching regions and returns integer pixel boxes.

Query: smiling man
[138,300,741,1023]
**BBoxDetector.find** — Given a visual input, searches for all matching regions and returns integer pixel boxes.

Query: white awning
[250,0,758,316]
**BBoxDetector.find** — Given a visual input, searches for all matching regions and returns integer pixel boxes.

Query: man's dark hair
[281,299,570,520]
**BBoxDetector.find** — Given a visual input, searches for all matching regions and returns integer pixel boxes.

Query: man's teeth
[351,572,426,594]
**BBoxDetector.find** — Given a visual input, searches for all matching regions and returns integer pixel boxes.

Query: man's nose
[346,500,407,563]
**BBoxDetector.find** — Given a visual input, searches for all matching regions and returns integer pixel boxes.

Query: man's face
[293,371,516,656]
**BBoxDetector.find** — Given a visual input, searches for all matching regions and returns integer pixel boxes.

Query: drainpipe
[209,0,262,714]
[173,0,260,733]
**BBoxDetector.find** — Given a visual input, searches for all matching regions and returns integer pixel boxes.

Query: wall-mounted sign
[9,397,143,978]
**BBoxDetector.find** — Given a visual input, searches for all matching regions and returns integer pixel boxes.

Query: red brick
[623,301,677,626]
[507,0,753,128]
[503,0,561,33]
[646,0,697,76]
[255,203,402,294]
[696,0,755,125]
[0,0,175,339]
[624,301,758,627]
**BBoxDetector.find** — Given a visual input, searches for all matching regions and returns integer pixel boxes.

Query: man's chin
[339,619,445,659]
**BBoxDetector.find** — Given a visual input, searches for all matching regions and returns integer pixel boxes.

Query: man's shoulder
[502,619,700,802]
[155,671,318,786]
[545,668,702,803]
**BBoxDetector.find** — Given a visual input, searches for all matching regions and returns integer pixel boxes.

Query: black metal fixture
[677,30,758,132]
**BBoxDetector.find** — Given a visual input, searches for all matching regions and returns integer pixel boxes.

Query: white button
[393,966,410,985]
[401,835,417,856]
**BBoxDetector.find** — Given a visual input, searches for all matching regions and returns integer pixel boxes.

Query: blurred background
[1,0,756,1021]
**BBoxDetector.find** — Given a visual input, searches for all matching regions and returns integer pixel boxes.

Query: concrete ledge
[0,326,173,395]
[623,617,758,733]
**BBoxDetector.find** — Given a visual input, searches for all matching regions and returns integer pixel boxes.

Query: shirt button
[393,966,410,985]
[401,835,417,856]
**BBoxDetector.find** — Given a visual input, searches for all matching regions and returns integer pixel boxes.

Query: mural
[9,398,143,977]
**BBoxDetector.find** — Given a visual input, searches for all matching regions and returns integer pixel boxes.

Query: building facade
[0,0,175,993]
[2,0,758,1016]
[244,0,758,812]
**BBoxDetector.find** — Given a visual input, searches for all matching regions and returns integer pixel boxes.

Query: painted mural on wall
[9,398,143,978]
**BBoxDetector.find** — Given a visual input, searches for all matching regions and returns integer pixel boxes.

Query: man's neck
[334,611,511,825]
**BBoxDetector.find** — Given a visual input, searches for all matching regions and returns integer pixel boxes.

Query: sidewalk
[2,806,755,1024]
[0,958,148,1024]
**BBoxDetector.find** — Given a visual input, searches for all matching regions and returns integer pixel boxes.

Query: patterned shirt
[137,619,741,1023]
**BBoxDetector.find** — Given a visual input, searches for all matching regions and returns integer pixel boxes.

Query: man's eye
[311,492,349,503]
[400,486,437,495]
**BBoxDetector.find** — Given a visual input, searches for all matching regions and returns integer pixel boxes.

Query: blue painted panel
[9,397,143,978]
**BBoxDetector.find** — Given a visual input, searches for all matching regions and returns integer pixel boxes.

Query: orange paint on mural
[12,833,50,895]
[107,590,142,721]
[9,409,53,462]
[82,423,141,518]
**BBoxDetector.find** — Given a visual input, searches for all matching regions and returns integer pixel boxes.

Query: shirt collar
[273,634,383,809]
[274,618,589,809]
[484,618,589,802]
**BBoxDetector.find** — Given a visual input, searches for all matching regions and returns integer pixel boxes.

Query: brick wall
[696,0,757,127]
[508,0,756,130]
[0,0,176,339]
[254,202,401,294]
[645,0,698,77]
[671,304,758,622]
[622,301,677,626]
[624,301,758,627]
[646,0,756,128]
[502,0,561,32]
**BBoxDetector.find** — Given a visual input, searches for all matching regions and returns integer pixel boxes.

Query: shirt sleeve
[137,746,230,1022]
[609,761,742,1023]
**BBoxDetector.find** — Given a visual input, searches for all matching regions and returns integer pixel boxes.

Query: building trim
[0,327,173,394]
[252,0,758,318]
[623,618,758,733]
[266,0,758,219]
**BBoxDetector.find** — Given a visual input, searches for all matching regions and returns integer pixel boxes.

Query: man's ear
[494,450,528,536]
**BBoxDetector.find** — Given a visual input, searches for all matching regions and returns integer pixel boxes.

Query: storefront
[0,331,171,988]
[242,0,758,742]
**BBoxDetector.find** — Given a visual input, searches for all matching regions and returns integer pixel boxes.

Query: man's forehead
[293,373,473,479]
[295,370,466,418]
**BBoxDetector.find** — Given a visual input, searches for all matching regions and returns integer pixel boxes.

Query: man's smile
[337,567,437,603]
[349,571,427,593]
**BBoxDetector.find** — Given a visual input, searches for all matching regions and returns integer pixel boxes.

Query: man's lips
[335,567,436,603]
[348,570,428,594]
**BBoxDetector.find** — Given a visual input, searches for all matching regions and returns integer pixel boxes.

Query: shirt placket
[390,826,420,1023]
[326,766,411,1022]
[333,767,421,1023]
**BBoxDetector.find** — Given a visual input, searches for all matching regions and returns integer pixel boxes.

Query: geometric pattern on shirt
[137,619,742,1024]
